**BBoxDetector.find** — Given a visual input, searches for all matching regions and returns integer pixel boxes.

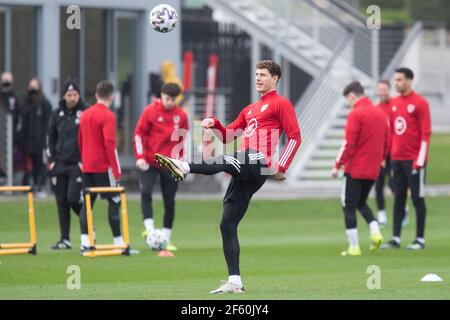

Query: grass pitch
[0,196,449,300]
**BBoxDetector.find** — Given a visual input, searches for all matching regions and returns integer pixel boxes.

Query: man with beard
[47,80,86,250]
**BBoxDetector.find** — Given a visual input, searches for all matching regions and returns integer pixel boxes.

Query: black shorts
[82,172,120,202]
[223,150,268,207]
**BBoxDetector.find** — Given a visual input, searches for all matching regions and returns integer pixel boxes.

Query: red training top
[211,90,301,174]
[335,97,390,181]
[78,103,121,180]
[389,91,432,168]
[133,99,189,168]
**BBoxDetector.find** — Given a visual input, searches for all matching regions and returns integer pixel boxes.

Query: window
[83,9,107,104]
[59,6,80,94]
[11,6,36,94]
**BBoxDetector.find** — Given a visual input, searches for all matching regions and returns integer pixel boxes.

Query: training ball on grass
[149,4,178,33]
[146,229,167,250]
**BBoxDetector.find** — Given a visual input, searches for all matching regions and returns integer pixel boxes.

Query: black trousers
[79,172,121,237]
[140,166,178,229]
[341,174,377,229]
[392,160,427,239]
[375,156,395,211]
[52,164,83,241]
[30,151,47,191]
[189,150,268,276]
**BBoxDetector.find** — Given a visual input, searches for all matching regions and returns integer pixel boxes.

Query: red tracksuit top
[211,90,301,173]
[335,97,390,181]
[375,98,395,155]
[133,99,189,168]
[375,98,394,118]
[389,91,432,168]
[78,103,121,180]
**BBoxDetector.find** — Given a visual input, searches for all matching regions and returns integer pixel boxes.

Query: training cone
[158,250,175,257]
[421,274,443,282]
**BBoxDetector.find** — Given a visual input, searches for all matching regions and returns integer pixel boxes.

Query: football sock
[144,219,154,233]
[369,221,381,236]
[81,234,90,247]
[162,228,172,242]
[228,275,242,287]
[114,236,125,246]
[346,229,359,247]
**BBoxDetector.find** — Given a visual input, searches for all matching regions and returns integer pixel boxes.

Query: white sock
[369,221,381,236]
[144,219,154,233]
[416,237,425,244]
[182,161,190,173]
[228,275,242,287]
[393,236,401,244]
[345,229,359,247]
[81,234,90,247]
[162,228,172,242]
[378,210,386,219]
[114,236,125,246]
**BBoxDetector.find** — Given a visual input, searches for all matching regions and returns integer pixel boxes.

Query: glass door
[113,11,138,161]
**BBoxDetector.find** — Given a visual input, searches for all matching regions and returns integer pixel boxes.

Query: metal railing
[382,22,424,85]
[288,35,356,180]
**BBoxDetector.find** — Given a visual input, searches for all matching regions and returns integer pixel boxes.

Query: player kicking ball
[157,60,301,294]
[333,81,389,257]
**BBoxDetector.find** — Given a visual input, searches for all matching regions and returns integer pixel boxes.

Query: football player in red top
[374,80,396,226]
[156,60,301,294]
[382,68,432,251]
[133,83,188,250]
[333,81,389,257]
[78,81,124,253]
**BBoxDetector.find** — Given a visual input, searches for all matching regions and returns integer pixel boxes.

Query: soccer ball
[146,229,167,250]
[149,4,178,33]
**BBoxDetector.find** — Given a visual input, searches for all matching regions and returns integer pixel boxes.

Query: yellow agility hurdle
[83,186,130,258]
[0,186,37,255]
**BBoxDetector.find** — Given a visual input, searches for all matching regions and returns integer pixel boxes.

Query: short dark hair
[256,60,282,82]
[96,81,114,100]
[378,80,391,88]
[161,82,182,98]
[343,81,365,97]
[395,67,414,80]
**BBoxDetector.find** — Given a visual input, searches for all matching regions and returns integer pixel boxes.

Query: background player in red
[156,60,301,294]
[133,83,188,251]
[78,81,124,253]
[332,81,389,257]
[382,68,432,251]
[375,80,395,226]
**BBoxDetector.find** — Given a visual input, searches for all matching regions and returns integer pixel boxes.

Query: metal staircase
[207,0,348,76]
[206,0,425,187]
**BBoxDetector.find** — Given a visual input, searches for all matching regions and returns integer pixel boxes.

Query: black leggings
[79,173,121,238]
[392,160,427,239]
[375,157,395,211]
[342,174,377,229]
[189,152,267,275]
[140,166,178,229]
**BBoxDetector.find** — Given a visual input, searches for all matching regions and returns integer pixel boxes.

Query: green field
[428,134,450,185]
[0,196,449,300]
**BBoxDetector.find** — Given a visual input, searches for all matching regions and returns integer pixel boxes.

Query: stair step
[331,118,347,127]
[325,129,345,138]
[298,170,334,179]
[319,139,344,148]
[305,160,335,169]
[314,149,339,158]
